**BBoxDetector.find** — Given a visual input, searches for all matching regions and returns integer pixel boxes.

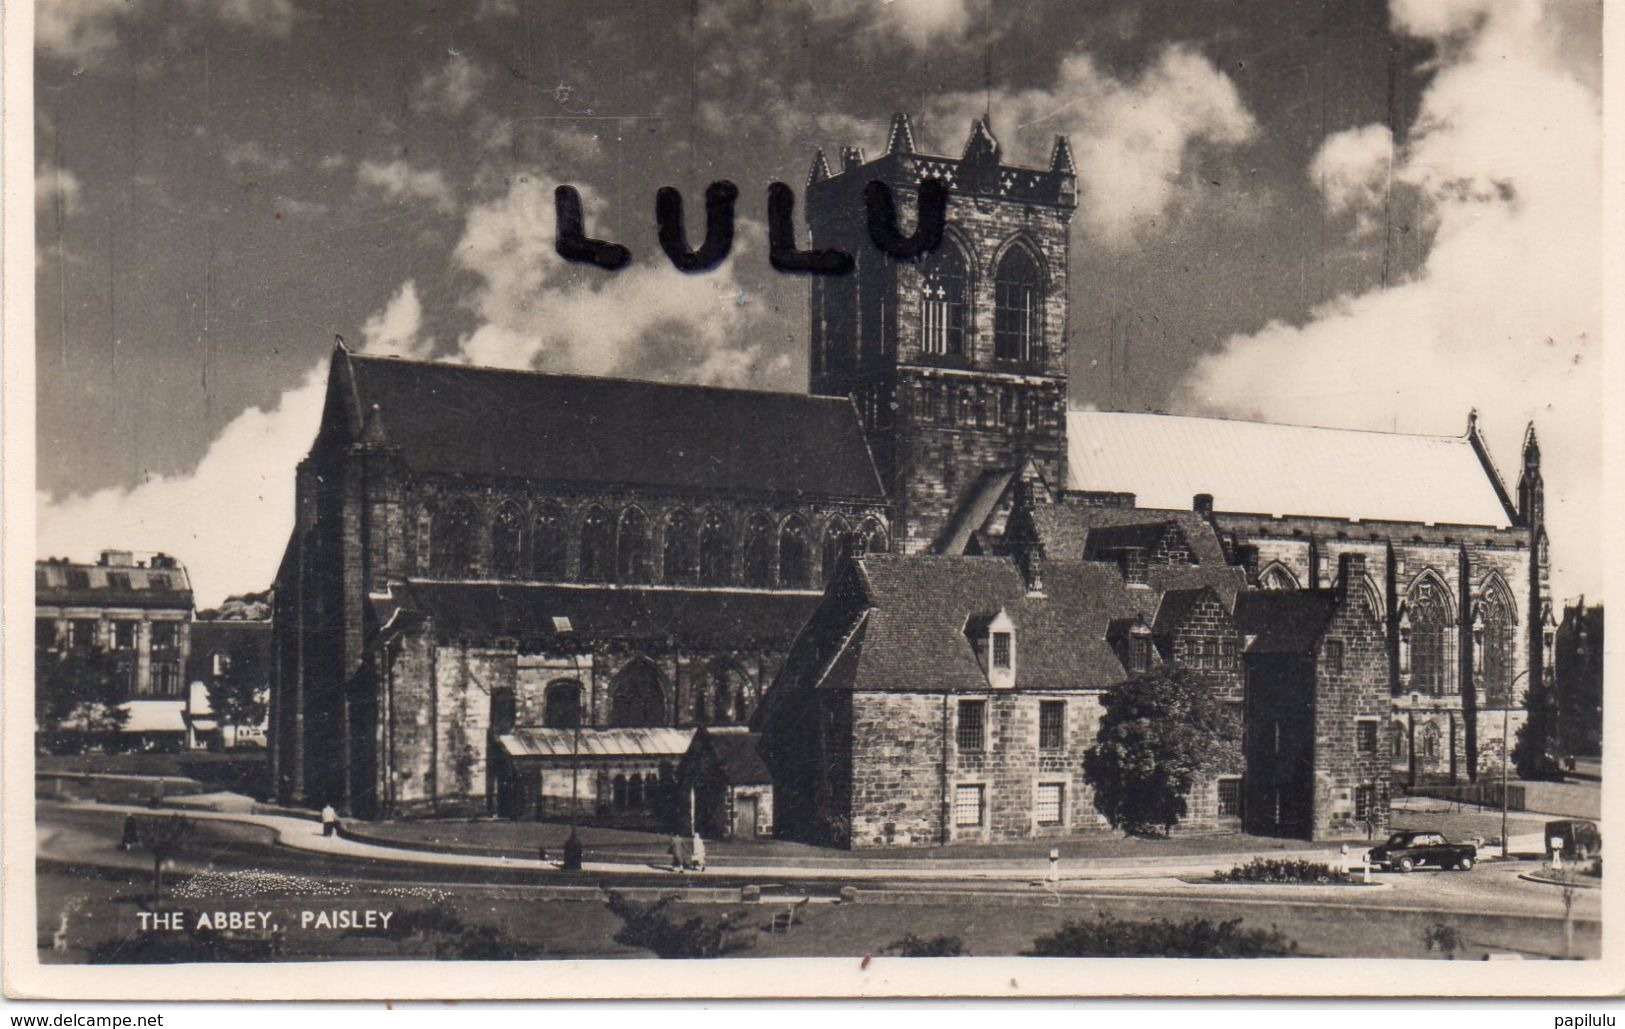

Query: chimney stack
[1193,493,1214,517]
[1337,552,1367,600]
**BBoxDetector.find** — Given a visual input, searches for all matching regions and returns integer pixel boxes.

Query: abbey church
[271,114,1552,845]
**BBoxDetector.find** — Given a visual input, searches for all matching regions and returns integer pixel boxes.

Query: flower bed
[1210,857,1356,884]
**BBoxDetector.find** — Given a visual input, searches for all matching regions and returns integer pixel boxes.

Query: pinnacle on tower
[1048,135,1076,176]
[808,148,832,186]
[962,117,1000,165]
[840,146,866,172]
[886,112,917,155]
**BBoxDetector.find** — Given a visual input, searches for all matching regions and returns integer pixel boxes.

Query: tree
[36,650,129,739]
[203,636,268,741]
[1513,678,1563,781]
[1082,667,1241,836]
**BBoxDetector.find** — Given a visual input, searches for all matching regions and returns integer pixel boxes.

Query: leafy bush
[605,891,752,958]
[1213,857,1351,884]
[1028,914,1297,958]
[885,933,965,957]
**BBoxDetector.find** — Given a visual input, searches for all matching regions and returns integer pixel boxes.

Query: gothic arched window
[742,513,774,587]
[1477,582,1517,708]
[490,501,525,578]
[993,246,1041,362]
[1419,722,1442,768]
[699,511,733,584]
[663,509,697,584]
[821,517,850,584]
[617,507,650,583]
[859,517,889,554]
[579,506,614,582]
[531,504,566,580]
[1407,577,1454,695]
[920,245,966,356]
[543,680,583,728]
[1259,564,1300,591]
[708,661,752,724]
[430,497,480,576]
[779,516,811,587]
[609,660,666,728]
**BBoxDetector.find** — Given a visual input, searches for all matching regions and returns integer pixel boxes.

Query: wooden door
[732,795,758,839]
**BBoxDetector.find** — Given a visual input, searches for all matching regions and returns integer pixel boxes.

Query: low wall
[1411,780,1599,819]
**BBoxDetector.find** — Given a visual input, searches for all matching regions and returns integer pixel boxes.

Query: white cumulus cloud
[453,174,781,387]
[928,44,1258,246]
[1179,0,1601,600]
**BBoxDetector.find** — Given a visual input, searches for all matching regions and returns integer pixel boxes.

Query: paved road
[38,803,1599,924]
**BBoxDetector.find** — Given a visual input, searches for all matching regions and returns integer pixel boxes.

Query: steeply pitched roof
[334,352,885,501]
[1068,411,1515,528]
[935,468,1017,554]
[378,580,820,647]
[1026,506,1245,608]
[692,727,773,784]
[827,556,1146,693]
[1233,591,1338,654]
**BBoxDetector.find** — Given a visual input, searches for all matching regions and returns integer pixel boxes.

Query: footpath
[41,799,1549,885]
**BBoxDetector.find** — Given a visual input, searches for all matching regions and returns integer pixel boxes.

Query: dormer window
[1130,636,1153,674]
[966,609,1017,689]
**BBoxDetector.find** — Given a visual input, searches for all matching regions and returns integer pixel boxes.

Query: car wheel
[1396,856,1415,873]
[1457,856,1474,871]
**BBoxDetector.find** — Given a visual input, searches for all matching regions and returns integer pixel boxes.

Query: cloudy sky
[33,0,1602,605]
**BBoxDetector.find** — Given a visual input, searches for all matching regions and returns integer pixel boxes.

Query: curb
[1517,872,1601,889]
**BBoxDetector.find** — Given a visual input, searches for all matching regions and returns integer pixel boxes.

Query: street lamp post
[1502,668,1531,860]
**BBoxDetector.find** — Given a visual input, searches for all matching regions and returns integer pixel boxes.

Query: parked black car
[1366,830,1477,872]
[1544,819,1601,860]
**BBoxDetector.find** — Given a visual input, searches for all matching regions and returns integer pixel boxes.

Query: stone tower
[805,114,1076,553]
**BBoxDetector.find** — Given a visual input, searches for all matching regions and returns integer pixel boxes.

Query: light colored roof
[121,700,186,733]
[499,727,694,759]
[1067,411,1514,528]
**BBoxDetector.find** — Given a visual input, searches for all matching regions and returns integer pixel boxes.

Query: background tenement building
[36,551,194,748]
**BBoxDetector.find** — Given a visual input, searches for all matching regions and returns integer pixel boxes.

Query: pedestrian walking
[321,803,338,838]
[119,814,139,852]
[690,832,706,872]
[669,833,688,873]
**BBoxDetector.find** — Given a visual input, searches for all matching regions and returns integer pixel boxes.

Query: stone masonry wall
[1310,585,1393,840]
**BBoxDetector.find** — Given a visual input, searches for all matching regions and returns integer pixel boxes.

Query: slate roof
[338,352,885,500]
[691,727,773,784]
[378,580,820,647]
[500,727,694,759]
[1233,590,1338,654]
[1068,411,1515,528]
[825,555,1146,693]
[1028,506,1245,608]
[935,468,1017,554]
[1031,506,1231,568]
[36,559,193,609]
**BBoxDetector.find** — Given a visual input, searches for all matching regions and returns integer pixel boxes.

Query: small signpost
[1047,847,1060,884]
